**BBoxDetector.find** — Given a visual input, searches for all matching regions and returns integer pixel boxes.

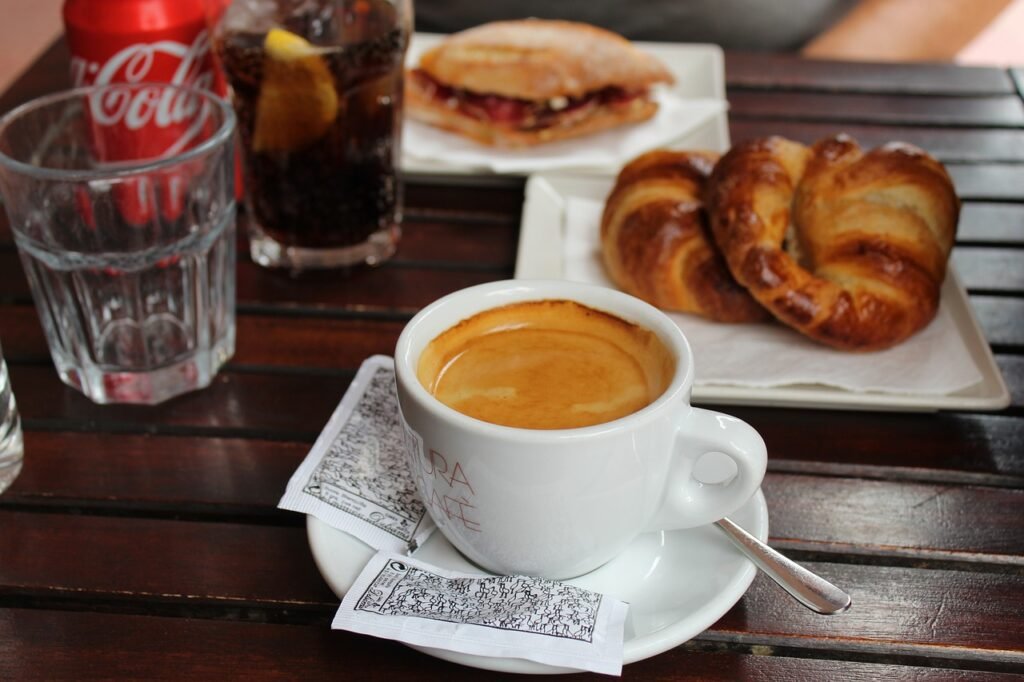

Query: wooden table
[1,41,1023,680]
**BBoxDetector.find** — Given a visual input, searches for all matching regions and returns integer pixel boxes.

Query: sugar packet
[333,551,629,676]
[278,355,435,553]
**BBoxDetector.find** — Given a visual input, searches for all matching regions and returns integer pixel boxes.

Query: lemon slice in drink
[252,28,340,152]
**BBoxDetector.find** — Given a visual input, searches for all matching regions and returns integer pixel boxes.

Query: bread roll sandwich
[406,20,675,148]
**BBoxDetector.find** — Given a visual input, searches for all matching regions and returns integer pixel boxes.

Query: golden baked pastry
[601,150,770,323]
[705,134,959,351]
[406,19,674,147]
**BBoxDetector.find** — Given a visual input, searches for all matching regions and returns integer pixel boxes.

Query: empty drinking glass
[0,83,237,404]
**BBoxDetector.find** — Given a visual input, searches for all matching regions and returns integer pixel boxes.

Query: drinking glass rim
[0,82,236,182]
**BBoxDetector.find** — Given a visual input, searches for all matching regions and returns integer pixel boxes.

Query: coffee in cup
[416,299,675,429]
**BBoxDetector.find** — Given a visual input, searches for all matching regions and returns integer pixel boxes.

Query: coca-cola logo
[71,29,215,90]
[73,30,218,157]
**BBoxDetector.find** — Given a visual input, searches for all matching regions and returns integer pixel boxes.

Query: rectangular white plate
[516,174,1011,412]
[400,34,729,175]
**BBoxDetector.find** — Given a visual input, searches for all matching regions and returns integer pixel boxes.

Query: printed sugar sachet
[278,355,435,553]
[333,551,629,676]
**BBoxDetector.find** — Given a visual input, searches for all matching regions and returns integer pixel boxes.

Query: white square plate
[516,174,1011,412]
[400,34,730,175]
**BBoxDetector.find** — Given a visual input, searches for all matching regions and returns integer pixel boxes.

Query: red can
[63,0,227,156]
[63,0,237,220]
[64,0,226,93]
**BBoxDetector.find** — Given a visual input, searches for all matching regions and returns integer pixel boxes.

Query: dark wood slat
[5,428,1024,564]
[729,120,1024,163]
[404,180,524,219]
[762,474,1024,564]
[1,188,1020,252]
[1,512,1023,664]
[0,249,509,313]
[7,610,1019,681]
[728,91,1024,127]
[2,432,306,514]
[0,251,28,303]
[958,203,1024,244]
[713,563,1024,664]
[6,196,1016,253]
[0,426,1009,512]
[948,165,1024,202]
[971,297,1024,348]
[0,511,336,606]
[729,409,1024,483]
[2,272,1021,382]
[397,218,518,266]
[231,315,405,368]
[0,303,407,367]
[0,306,48,362]
[8,361,1024,469]
[12,299,1017,388]
[953,247,1024,293]
[3,188,1020,256]
[9,365,344,439]
[725,52,1015,95]
[0,213,518,269]
[236,259,509,312]
[9,330,1024,434]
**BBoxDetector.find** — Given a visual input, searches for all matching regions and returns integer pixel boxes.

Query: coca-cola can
[64,0,226,93]
[63,0,237,221]
[64,0,226,157]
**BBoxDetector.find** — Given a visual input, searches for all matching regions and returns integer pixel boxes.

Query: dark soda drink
[215,0,411,271]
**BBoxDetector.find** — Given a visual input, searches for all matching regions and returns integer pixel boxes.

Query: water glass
[0,340,23,493]
[0,83,237,404]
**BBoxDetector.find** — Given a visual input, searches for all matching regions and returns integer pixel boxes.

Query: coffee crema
[417,299,676,429]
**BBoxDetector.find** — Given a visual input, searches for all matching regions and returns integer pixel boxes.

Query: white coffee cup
[394,280,767,579]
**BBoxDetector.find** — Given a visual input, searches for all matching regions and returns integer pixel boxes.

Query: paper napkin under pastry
[564,197,983,395]
[403,91,726,174]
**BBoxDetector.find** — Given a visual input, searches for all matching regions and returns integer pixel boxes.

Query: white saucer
[307,489,768,674]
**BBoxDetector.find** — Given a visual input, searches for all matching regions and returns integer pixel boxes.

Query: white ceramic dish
[308,489,768,674]
[400,34,730,175]
[515,174,1011,412]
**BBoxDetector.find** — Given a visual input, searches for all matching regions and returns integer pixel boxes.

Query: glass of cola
[214,0,413,273]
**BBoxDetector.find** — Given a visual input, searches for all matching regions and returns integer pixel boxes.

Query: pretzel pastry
[705,134,960,351]
[407,20,674,147]
[601,150,770,323]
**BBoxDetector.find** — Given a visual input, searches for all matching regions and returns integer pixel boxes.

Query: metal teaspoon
[715,517,852,615]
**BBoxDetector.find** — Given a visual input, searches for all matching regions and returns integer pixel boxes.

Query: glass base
[0,457,22,495]
[0,358,23,495]
[57,333,235,406]
[248,221,400,274]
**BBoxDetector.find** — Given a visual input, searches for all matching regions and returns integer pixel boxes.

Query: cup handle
[644,406,767,531]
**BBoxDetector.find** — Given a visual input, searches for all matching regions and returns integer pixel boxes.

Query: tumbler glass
[214,0,413,273]
[0,83,237,404]
[0,339,23,494]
